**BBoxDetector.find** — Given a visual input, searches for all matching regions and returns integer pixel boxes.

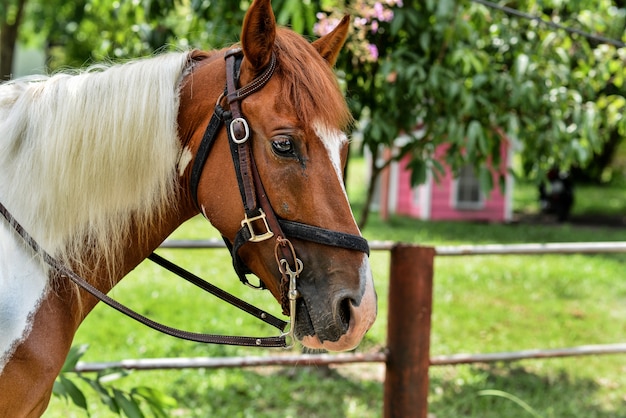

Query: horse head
[179,0,377,351]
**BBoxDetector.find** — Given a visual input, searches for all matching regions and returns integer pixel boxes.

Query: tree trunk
[358,147,382,230]
[0,0,28,80]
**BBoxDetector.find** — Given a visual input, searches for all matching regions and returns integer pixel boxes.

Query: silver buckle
[241,209,274,242]
[230,117,250,144]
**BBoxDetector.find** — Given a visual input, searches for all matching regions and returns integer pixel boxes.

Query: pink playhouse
[375,135,514,223]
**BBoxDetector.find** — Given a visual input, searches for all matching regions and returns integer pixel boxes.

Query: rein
[0,48,369,349]
[0,201,287,347]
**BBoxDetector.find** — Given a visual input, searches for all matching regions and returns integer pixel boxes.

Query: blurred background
[3,0,625,229]
[3,1,626,417]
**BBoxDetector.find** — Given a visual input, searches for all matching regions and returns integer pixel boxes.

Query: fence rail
[78,240,626,418]
[75,351,388,373]
[161,239,626,255]
[76,341,626,372]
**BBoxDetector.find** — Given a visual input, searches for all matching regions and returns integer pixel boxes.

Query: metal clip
[241,209,274,242]
[279,258,303,349]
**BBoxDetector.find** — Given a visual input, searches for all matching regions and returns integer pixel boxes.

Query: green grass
[44,158,626,417]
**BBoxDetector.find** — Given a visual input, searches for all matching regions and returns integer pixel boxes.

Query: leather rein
[0,48,369,349]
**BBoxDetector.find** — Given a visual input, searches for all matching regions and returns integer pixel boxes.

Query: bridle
[184,47,369,345]
[0,48,369,349]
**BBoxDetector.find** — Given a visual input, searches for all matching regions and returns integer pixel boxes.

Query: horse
[0,0,377,415]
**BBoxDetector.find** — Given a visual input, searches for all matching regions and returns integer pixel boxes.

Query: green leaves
[54,375,88,411]
[52,345,177,417]
[466,120,488,157]
[407,158,427,187]
[13,0,625,224]
[331,0,625,225]
[113,389,143,418]
[61,344,90,373]
[275,0,318,35]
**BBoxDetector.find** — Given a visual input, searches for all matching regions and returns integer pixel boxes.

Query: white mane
[0,52,191,276]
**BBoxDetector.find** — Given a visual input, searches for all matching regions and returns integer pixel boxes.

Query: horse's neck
[75,203,196,316]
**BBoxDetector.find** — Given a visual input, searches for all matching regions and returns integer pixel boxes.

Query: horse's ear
[312,15,350,66]
[241,0,276,70]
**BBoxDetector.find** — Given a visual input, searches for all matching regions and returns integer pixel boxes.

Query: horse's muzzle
[297,258,377,352]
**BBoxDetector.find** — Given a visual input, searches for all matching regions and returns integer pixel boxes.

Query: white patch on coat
[0,51,191,374]
[314,121,347,190]
[178,146,193,177]
[0,222,48,374]
[313,121,360,233]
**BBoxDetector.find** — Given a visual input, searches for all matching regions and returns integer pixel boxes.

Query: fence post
[384,244,435,418]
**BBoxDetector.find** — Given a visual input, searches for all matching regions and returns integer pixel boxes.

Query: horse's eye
[271,136,295,157]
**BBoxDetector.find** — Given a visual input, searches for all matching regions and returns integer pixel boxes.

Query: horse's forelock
[273,28,352,134]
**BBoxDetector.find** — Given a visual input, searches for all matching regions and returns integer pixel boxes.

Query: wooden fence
[76,240,626,418]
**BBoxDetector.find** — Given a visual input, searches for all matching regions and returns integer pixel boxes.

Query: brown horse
[0,0,376,415]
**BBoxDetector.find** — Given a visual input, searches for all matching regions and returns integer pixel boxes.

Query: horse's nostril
[338,298,352,332]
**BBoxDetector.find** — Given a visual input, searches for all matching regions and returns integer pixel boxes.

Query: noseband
[0,48,369,349]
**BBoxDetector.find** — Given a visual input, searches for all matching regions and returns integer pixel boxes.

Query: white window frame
[451,164,485,210]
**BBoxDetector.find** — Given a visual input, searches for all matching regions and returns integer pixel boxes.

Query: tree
[0,0,28,79]
[20,0,244,70]
[15,0,320,72]
[316,0,625,227]
[7,0,625,228]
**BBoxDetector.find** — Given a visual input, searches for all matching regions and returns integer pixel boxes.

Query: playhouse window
[453,164,484,209]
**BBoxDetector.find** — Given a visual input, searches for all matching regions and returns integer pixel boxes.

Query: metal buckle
[230,117,250,144]
[241,209,274,242]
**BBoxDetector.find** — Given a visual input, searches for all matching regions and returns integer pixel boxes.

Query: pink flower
[368,44,379,60]
[313,14,341,37]
[355,17,369,28]
[374,2,385,19]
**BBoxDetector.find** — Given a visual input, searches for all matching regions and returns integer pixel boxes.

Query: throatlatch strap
[189,105,229,209]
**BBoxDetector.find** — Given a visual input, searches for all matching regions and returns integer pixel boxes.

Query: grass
[514,179,626,219]
[44,158,626,417]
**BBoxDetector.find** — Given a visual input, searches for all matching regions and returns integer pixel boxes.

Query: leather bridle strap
[277,220,370,254]
[0,201,288,347]
[225,48,260,213]
[221,50,300,294]
[188,48,277,208]
[189,104,229,207]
